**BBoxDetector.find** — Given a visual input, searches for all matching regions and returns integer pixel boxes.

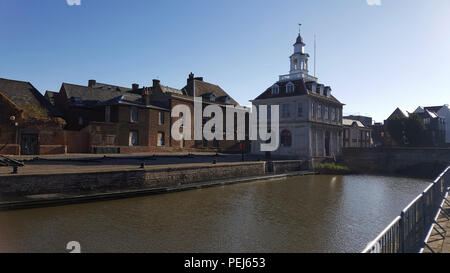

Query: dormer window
[271,84,280,95]
[209,93,216,102]
[324,87,332,97]
[224,96,231,104]
[286,82,295,94]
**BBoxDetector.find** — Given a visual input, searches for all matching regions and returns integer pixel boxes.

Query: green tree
[386,115,431,147]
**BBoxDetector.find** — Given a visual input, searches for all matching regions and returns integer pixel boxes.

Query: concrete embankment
[0,160,310,210]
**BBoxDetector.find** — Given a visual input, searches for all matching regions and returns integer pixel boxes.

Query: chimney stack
[152,79,160,88]
[142,87,151,105]
[88,79,96,88]
[132,83,139,90]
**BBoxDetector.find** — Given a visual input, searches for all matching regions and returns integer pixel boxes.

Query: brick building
[0,78,66,155]
[49,79,173,153]
[50,74,247,154]
[0,73,247,155]
[142,74,248,153]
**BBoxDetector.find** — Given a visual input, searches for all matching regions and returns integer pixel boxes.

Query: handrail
[362,216,401,253]
[420,191,449,253]
[362,165,450,253]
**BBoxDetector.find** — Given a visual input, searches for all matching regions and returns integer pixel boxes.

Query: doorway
[21,134,39,155]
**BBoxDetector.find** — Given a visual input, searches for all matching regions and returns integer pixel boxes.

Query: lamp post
[9,116,19,153]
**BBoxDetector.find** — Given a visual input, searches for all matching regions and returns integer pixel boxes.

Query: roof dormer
[324,86,332,97]
[286,82,295,94]
[271,84,280,95]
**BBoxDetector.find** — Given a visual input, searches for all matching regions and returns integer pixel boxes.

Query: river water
[0,175,430,253]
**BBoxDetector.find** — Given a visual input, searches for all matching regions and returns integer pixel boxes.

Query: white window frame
[157,132,165,147]
[286,82,295,94]
[129,131,138,146]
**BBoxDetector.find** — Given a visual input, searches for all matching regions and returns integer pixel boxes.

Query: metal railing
[362,166,450,253]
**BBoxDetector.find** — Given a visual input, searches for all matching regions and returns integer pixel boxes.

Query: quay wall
[341,147,450,178]
[0,160,304,197]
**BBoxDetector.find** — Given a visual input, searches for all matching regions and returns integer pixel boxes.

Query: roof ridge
[63,82,90,88]
[195,79,221,87]
[0,77,33,85]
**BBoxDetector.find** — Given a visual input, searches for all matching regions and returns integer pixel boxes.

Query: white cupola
[290,25,310,75]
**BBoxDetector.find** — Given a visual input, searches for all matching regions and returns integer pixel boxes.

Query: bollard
[140,163,145,169]
[12,166,18,174]
[212,160,217,165]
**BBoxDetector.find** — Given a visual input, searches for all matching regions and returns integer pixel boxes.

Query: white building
[251,27,344,159]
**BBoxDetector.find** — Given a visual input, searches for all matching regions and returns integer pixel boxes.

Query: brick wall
[39,145,67,155]
[0,144,19,155]
[65,130,90,153]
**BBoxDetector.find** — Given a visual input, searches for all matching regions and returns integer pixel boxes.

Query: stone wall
[269,160,304,174]
[341,147,450,178]
[0,162,269,196]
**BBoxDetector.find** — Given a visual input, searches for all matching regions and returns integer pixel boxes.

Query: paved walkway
[424,194,450,253]
[0,153,271,176]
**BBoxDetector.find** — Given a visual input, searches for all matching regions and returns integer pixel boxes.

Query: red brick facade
[0,79,66,155]
[0,76,250,155]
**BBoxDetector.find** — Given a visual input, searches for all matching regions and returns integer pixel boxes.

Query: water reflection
[0,175,429,253]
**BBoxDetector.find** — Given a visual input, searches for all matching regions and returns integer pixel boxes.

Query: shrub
[317,163,352,174]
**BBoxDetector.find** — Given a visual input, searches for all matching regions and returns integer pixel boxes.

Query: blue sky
[0,0,449,122]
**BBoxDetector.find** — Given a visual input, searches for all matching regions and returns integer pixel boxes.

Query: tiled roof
[255,79,308,100]
[98,94,169,111]
[387,108,410,120]
[45,91,58,106]
[417,109,438,119]
[0,78,56,117]
[183,79,239,106]
[424,106,444,114]
[254,78,342,104]
[62,83,128,103]
[161,85,184,95]
[343,118,365,127]
[91,82,131,92]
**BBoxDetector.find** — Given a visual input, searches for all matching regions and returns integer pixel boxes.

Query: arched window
[280,130,292,147]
